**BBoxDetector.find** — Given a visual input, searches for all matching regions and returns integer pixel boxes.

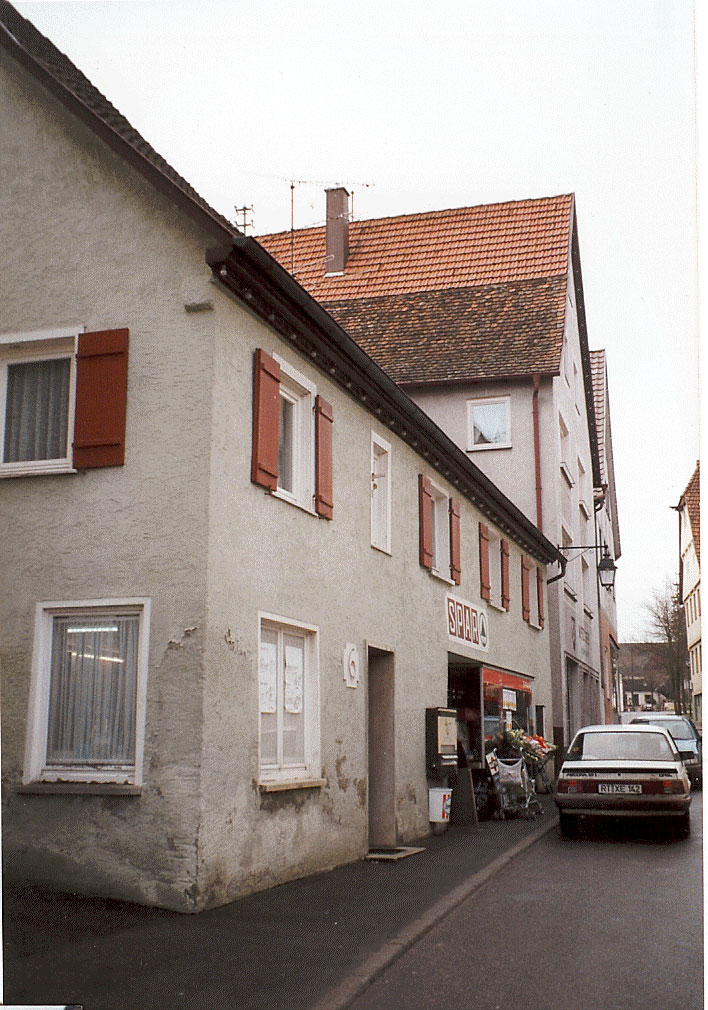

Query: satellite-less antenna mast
[233,205,254,234]
[288,177,374,273]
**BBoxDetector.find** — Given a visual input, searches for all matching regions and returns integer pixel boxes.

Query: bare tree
[644,580,689,713]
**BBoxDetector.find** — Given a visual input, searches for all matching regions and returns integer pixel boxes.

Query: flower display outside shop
[488,726,556,763]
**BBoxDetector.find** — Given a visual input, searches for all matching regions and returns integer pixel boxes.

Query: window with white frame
[1,328,78,476]
[467,397,511,450]
[562,526,576,597]
[24,599,150,787]
[582,557,594,615]
[259,614,320,783]
[429,479,451,577]
[559,414,573,486]
[371,433,391,553]
[274,354,316,511]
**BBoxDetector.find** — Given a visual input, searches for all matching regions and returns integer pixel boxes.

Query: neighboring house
[618,643,673,712]
[0,2,562,911]
[590,350,622,722]
[677,463,701,727]
[259,187,615,752]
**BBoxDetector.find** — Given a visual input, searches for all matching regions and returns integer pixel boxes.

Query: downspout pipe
[532,374,543,532]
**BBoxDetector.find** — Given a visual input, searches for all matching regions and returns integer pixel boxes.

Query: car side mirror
[679,750,694,763]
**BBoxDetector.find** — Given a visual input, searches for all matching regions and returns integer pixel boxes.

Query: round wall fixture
[343,643,360,688]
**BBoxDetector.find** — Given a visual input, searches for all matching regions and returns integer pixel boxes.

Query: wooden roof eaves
[207,237,564,568]
[397,371,559,392]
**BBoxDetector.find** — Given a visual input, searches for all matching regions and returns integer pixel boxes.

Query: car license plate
[597,783,642,794]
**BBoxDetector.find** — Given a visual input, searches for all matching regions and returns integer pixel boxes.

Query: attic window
[467,397,511,451]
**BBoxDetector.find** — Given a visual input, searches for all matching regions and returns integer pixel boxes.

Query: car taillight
[557,778,579,793]
[662,779,685,794]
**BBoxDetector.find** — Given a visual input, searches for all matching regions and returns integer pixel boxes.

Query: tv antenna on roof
[233,204,254,234]
[287,177,374,272]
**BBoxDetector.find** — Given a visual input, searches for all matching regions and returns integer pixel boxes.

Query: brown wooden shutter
[315,395,334,520]
[251,349,280,490]
[419,474,434,570]
[521,556,531,622]
[501,538,510,610]
[537,566,545,629]
[72,329,129,468]
[449,498,461,585]
[478,522,491,601]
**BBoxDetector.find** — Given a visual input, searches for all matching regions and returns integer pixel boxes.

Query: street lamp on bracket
[547,542,617,589]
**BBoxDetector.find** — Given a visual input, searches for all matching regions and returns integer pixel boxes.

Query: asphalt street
[348,794,704,1010]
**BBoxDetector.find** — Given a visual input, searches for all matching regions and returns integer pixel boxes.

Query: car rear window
[567,731,676,762]
[630,718,694,740]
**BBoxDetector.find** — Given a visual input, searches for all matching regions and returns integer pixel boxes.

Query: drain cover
[365,846,425,861]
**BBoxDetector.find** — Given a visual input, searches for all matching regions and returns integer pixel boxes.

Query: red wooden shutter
[315,395,334,520]
[501,538,510,610]
[478,522,491,601]
[537,566,545,629]
[419,474,434,570]
[521,556,531,622]
[449,498,461,585]
[73,329,129,468]
[251,349,280,490]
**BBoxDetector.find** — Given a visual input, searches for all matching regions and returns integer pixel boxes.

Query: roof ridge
[256,193,575,240]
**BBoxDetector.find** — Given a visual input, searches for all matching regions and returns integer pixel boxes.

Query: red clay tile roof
[258,196,574,300]
[590,350,607,481]
[257,195,573,382]
[589,349,621,558]
[681,463,700,564]
[326,278,567,384]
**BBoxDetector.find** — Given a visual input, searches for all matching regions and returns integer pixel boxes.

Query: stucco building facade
[589,350,622,722]
[260,190,619,752]
[677,464,701,727]
[0,3,561,911]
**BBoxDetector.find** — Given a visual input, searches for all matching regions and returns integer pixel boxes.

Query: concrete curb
[310,815,559,1010]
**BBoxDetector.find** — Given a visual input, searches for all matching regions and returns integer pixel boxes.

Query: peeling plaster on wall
[167,626,199,649]
[354,777,367,809]
[335,754,350,792]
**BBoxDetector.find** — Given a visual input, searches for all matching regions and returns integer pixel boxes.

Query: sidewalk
[3,799,558,1010]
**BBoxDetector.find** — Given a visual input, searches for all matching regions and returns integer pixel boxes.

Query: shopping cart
[486,750,542,819]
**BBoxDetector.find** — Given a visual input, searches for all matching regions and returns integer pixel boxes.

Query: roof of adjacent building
[258,195,574,384]
[258,197,574,298]
[0,0,563,564]
[679,463,700,564]
[590,349,621,558]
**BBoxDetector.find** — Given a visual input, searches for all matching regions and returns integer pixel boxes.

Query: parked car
[623,713,702,789]
[555,724,692,838]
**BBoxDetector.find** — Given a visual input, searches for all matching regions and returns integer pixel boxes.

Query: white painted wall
[1,53,554,910]
[407,262,603,746]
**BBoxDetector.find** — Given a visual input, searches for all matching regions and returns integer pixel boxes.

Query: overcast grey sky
[15,0,700,640]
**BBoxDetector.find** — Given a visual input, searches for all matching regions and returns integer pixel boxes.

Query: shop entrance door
[447,659,483,825]
[367,647,396,849]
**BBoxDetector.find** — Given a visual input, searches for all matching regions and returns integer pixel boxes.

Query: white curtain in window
[4,358,70,462]
[473,403,507,445]
[46,614,139,766]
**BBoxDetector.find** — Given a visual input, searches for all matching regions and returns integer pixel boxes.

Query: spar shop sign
[446,594,489,652]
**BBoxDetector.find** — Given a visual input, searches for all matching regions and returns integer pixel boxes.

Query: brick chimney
[325,187,350,273]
